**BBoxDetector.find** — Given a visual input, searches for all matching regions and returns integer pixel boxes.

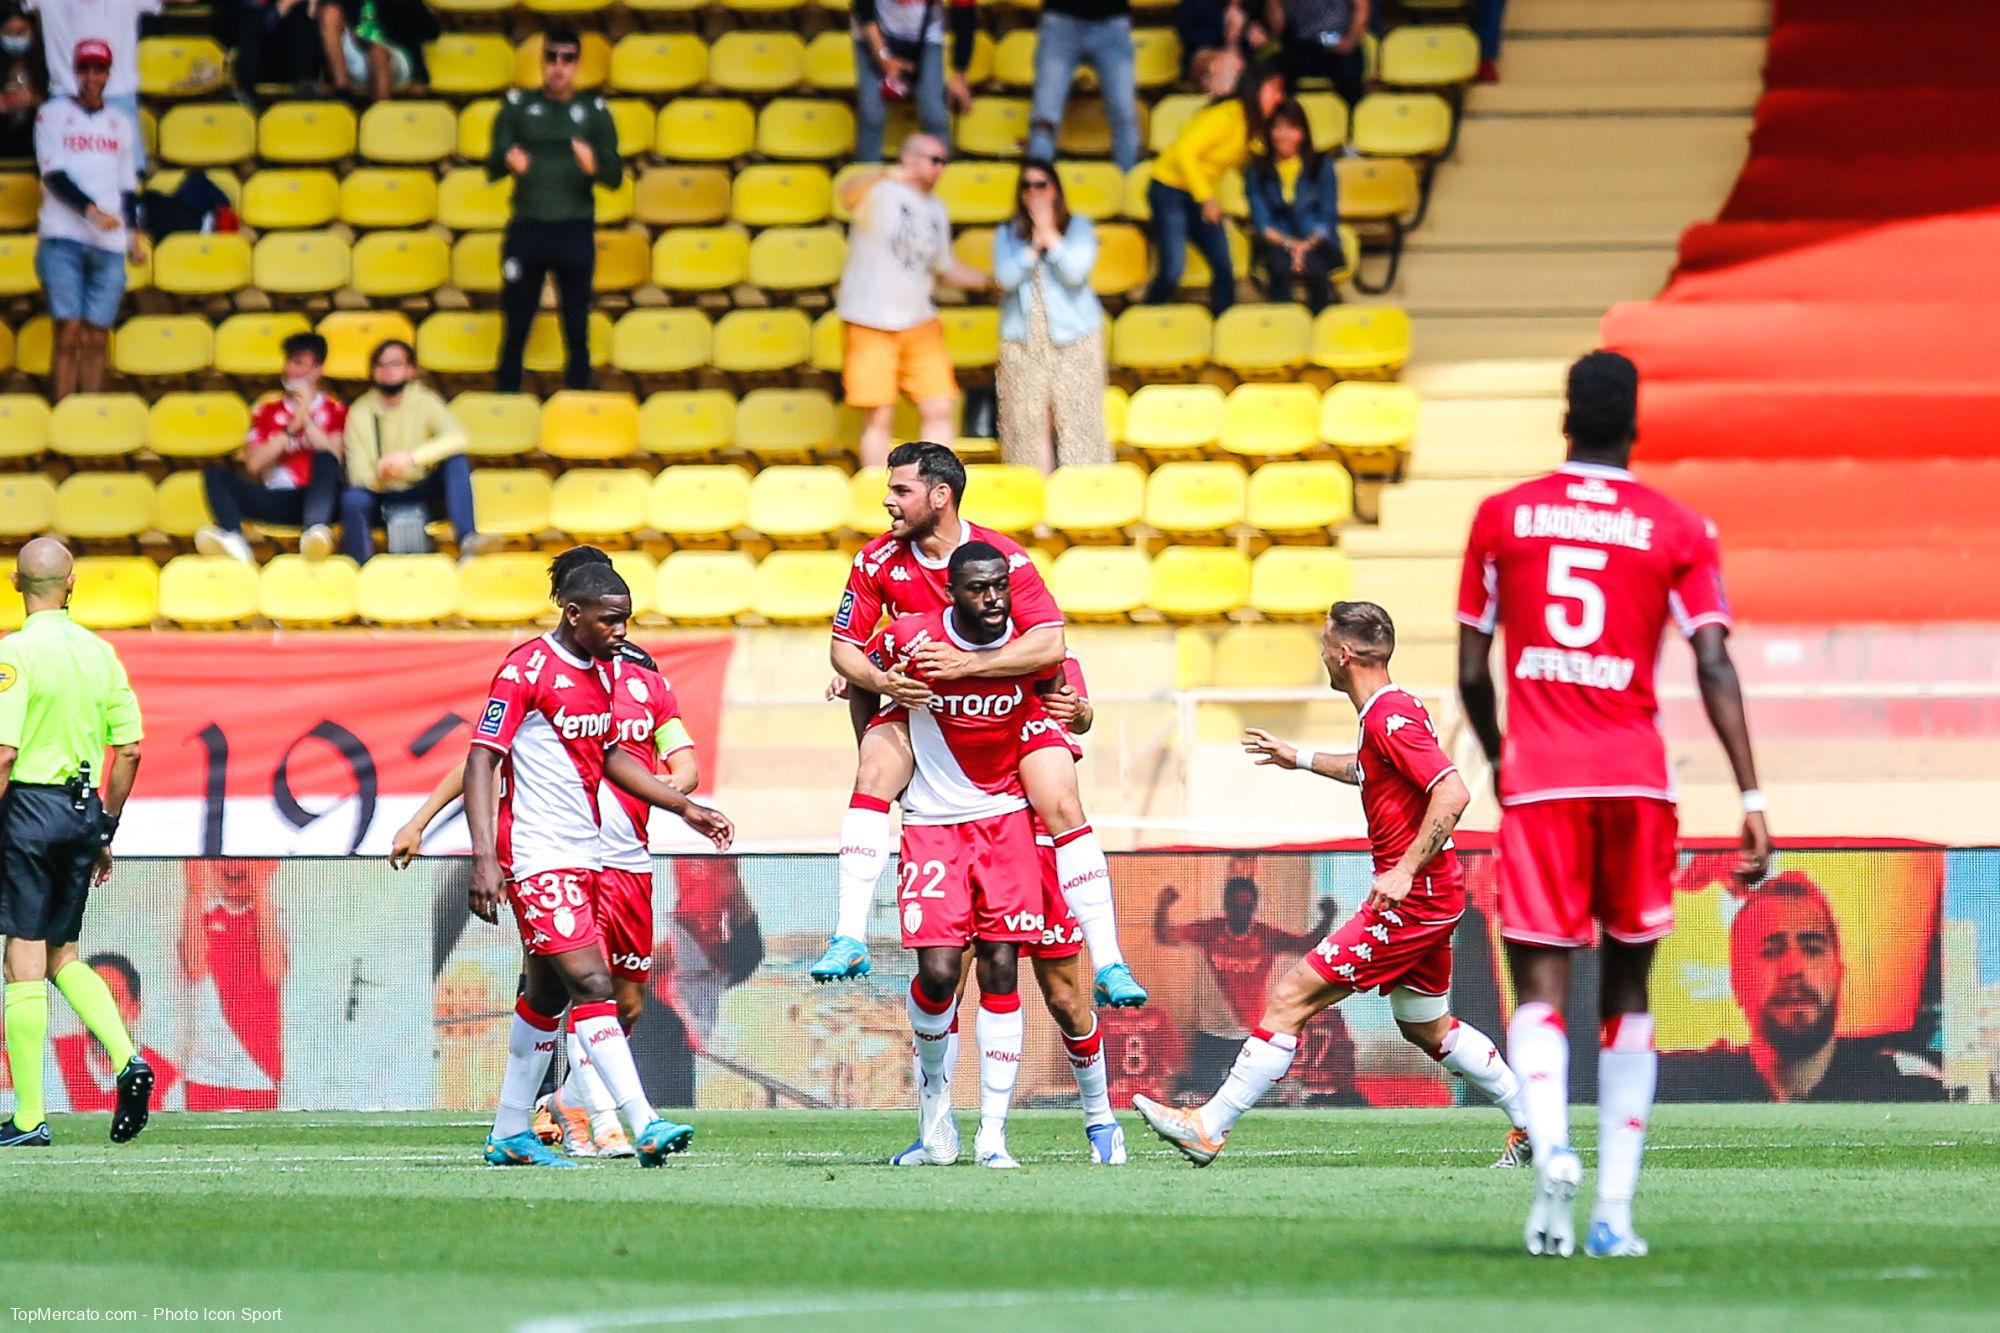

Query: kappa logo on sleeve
[834,589,857,630]
[478,699,508,737]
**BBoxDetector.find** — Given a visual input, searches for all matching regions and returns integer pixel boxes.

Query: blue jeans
[1143,179,1234,313]
[1476,0,1508,61]
[1027,13,1140,172]
[338,454,477,563]
[853,36,949,162]
[35,237,128,328]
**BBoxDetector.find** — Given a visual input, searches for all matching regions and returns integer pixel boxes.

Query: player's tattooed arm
[604,747,735,850]
[1368,770,1471,912]
[1242,728,1359,783]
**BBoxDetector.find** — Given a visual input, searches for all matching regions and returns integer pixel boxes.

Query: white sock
[1053,825,1124,970]
[1198,1028,1297,1141]
[1062,1015,1115,1127]
[907,979,957,1092]
[1434,1018,1527,1130]
[976,994,1024,1142]
[1506,1001,1572,1161]
[570,1001,656,1138]
[562,1030,620,1137]
[1594,1012,1657,1234]
[834,797,893,943]
[494,999,560,1139]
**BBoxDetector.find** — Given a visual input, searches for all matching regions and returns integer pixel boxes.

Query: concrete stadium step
[1345,556,1462,623]
[1397,245,1680,315]
[1343,480,1493,558]
[1469,37,1765,115]
[1506,0,1771,36]
[1411,397,1564,478]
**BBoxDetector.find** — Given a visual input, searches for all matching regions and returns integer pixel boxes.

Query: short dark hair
[544,27,582,52]
[548,545,612,600]
[556,562,629,606]
[370,338,416,370]
[281,332,328,366]
[948,539,1008,584]
[886,440,966,506]
[1327,600,1396,663]
[1223,876,1259,901]
[87,951,141,1004]
[1564,350,1639,453]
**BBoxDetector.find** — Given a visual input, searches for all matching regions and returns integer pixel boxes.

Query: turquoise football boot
[1092,962,1148,1008]
[483,1130,579,1167]
[809,935,872,983]
[635,1118,695,1167]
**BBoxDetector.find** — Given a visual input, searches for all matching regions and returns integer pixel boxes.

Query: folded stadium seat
[1088,222,1149,296]
[611,308,713,377]
[149,391,249,460]
[749,226,847,295]
[469,467,554,537]
[1148,94,1207,153]
[1245,459,1353,537]
[153,232,251,297]
[9,316,57,377]
[721,0,803,12]
[1295,92,1349,153]
[640,389,736,459]
[137,35,228,97]
[1044,462,1146,541]
[651,463,752,542]
[845,466,888,535]
[69,558,159,630]
[750,549,850,622]
[0,473,55,539]
[757,100,856,162]
[0,322,11,372]
[0,393,51,462]
[655,98,757,162]
[957,99,1031,157]
[1249,545,1351,618]
[353,231,451,300]
[1351,94,1452,158]
[112,314,214,379]
[452,392,542,458]
[1336,158,1419,288]
[713,308,813,375]
[1051,546,1149,619]
[709,32,806,94]
[258,554,360,625]
[1212,621,1323,687]
[357,554,459,626]
[939,307,1001,370]
[240,169,340,230]
[437,167,514,232]
[1130,26,1182,87]
[735,387,837,460]
[951,225,996,274]
[55,473,153,542]
[319,311,417,381]
[592,229,652,294]
[1059,100,1144,160]
[606,99,657,159]
[829,164,874,221]
[944,464,1037,535]
[1212,303,1312,378]
[652,226,751,292]
[514,33,612,91]
[425,33,515,96]
[258,102,358,165]
[731,164,833,228]
[1180,224,1252,292]
[610,32,708,94]
[454,97,501,158]
[215,312,312,378]
[656,550,754,623]
[1220,382,1322,459]
[1378,26,1480,89]
[0,173,36,229]
[1120,161,1155,220]
[523,311,614,376]
[1320,381,1418,474]
[635,166,732,226]
[339,168,438,230]
[1310,304,1411,376]
[1146,461,1247,540]
[157,102,256,167]
[1102,385,1128,446]
[357,100,457,164]
[608,550,659,618]
[49,393,148,460]
[549,468,653,540]
[158,555,259,627]
[448,231,502,296]
[1123,382,1225,455]
[416,311,502,375]
[522,0,614,12]
[747,464,850,544]
[993,30,1040,89]
[1111,304,1214,377]
[151,470,211,539]
[1055,161,1124,220]
[936,162,1020,226]
[809,309,845,373]
[251,230,352,298]
[541,390,640,460]
[803,31,857,92]
[0,560,18,629]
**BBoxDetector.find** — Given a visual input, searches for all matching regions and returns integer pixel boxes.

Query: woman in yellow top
[337,339,487,564]
[1143,57,1285,314]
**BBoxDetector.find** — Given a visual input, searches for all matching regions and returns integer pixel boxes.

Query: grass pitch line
[515,1288,1152,1332]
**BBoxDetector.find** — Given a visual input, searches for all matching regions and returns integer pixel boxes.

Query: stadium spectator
[487,27,620,396]
[1246,98,1341,311]
[219,0,321,98]
[34,39,145,403]
[52,954,183,1115]
[993,159,1110,472]
[337,339,483,566]
[25,0,191,170]
[1180,0,1254,73]
[852,0,975,164]
[1143,56,1283,314]
[1270,0,1368,109]
[196,331,346,565]
[0,7,49,161]
[633,860,764,1109]
[1025,0,1140,172]
[835,134,994,468]
[314,0,436,103]
[179,860,287,1112]
[1475,0,1505,83]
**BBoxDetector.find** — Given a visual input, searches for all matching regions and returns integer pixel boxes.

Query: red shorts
[898,810,1042,949]
[507,867,602,957]
[1304,897,1459,997]
[596,866,655,981]
[1020,836,1082,959]
[1497,797,1678,947]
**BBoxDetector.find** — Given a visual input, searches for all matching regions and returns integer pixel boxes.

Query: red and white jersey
[832,522,1063,648]
[470,634,616,879]
[872,608,1053,826]
[34,96,139,251]
[247,393,347,491]
[1354,684,1462,919]
[599,654,696,873]
[1456,461,1731,806]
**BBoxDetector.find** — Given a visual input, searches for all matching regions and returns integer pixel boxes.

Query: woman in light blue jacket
[993,159,1111,471]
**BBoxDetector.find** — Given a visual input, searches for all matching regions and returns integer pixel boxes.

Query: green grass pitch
[4,1105,1996,1331]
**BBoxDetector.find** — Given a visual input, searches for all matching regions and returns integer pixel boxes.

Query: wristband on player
[1294,747,1319,774]
[1740,788,1766,814]
[97,813,120,848]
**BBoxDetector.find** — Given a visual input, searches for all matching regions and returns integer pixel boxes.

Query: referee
[0,538,151,1148]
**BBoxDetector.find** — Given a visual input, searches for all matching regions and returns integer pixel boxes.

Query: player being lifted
[1134,602,1529,1167]
[811,442,1147,1009]
[1457,351,1769,1258]
[465,562,733,1167]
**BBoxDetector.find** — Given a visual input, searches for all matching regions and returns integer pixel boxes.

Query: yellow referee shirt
[0,609,144,785]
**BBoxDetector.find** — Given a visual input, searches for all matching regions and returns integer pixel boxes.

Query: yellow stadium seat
[252,230,351,297]
[453,392,542,458]
[215,313,311,378]
[611,32,708,94]
[449,231,503,295]
[1213,303,1313,377]
[550,468,653,539]
[258,102,358,164]
[1044,462,1145,539]
[611,308,712,376]
[811,310,845,374]
[1297,92,1350,153]
[50,394,148,460]
[151,470,211,539]
[1212,622,1324,687]
[959,464,1045,533]
[70,558,159,630]
[829,163,874,221]
[957,99,1030,157]
[0,473,55,539]
[358,554,459,626]
[993,30,1039,88]
[513,33,612,91]
[1380,25,1481,87]
[635,166,732,226]
[0,234,37,296]
[1150,94,1211,155]
[938,307,999,371]
[259,554,360,625]
[10,315,52,375]
[731,164,832,227]
[1337,157,1420,225]
[1148,546,1249,618]
[1052,546,1149,619]
[240,169,339,230]
[606,98,656,158]
[951,225,996,275]
[655,98,757,162]
[1090,222,1150,296]
[0,560,14,631]
[713,309,812,375]
[158,555,259,627]
[154,232,251,296]
[937,162,1019,225]
[709,32,806,94]
[595,174,636,226]
[845,466,888,535]
[1146,461,1247,539]
[1250,546,1351,617]
[651,464,751,540]
[138,36,228,96]
[1055,161,1124,220]
[609,550,658,617]
[0,394,51,461]
[358,100,457,164]
[1103,385,1128,446]
[640,390,736,459]
[735,388,836,458]
[1060,98,1148,159]
[748,465,849,542]
[1130,26,1181,87]
[749,226,846,293]
[1246,460,1353,537]
[454,98,501,159]
[149,392,250,460]
[1352,93,1454,158]
[524,0,613,15]
[426,33,515,95]
[353,231,451,299]
[319,311,416,381]
[457,553,550,625]
[1179,222,1251,290]
[593,228,651,293]
[1220,383,1322,458]
[438,167,514,231]
[113,315,213,378]
[804,31,857,92]
[541,391,640,460]
[1321,381,1419,452]
[417,312,501,375]
[757,100,856,162]
[158,102,256,167]
[1311,304,1412,375]
[55,473,153,541]
[653,227,750,292]
[0,173,37,230]
[470,468,554,537]
[1111,304,1213,374]
[657,550,754,622]
[339,168,438,229]
[750,549,848,622]
[1124,383,1224,454]
[524,310,613,375]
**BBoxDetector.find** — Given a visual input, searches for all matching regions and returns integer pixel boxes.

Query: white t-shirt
[25,0,163,99]
[854,0,946,49]
[836,177,952,332]
[35,97,139,251]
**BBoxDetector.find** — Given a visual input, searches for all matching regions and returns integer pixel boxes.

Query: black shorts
[0,785,101,945]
